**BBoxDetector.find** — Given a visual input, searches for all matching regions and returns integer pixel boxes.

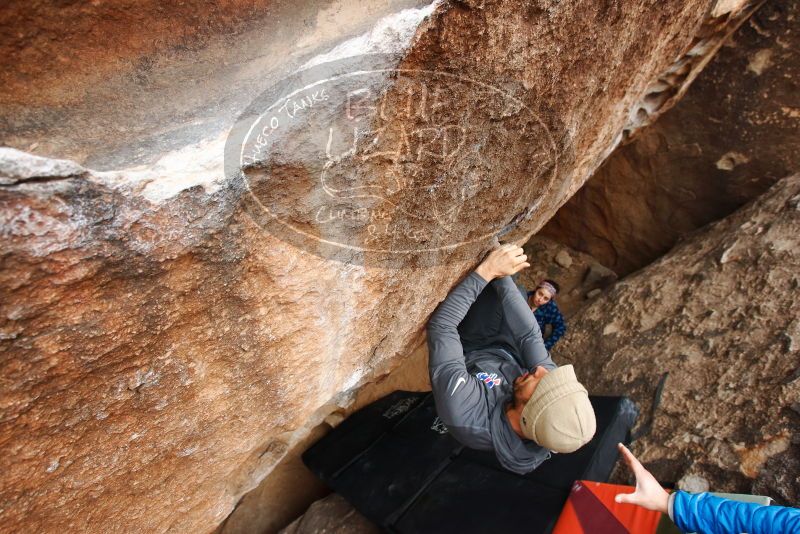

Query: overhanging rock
[0,0,761,531]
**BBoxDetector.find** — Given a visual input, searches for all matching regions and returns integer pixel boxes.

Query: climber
[427,244,596,475]
[527,279,567,351]
[614,443,800,534]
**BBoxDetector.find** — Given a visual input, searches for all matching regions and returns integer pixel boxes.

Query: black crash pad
[303,392,638,533]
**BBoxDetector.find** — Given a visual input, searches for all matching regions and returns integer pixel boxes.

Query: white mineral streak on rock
[0,147,86,185]
[301,0,441,70]
[0,3,441,203]
[712,0,750,18]
[315,261,368,398]
[2,135,230,204]
[103,131,230,203]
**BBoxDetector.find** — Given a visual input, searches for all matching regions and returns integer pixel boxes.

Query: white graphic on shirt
[382,397,417,419]
[450,377,467,396]
[476,371,502,389]
[431,416,449,434]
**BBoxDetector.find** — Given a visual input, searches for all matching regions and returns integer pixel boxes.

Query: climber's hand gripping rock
[475,244,530,282]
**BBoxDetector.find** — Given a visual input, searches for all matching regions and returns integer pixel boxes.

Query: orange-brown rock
[558,174,800,504]
[279,494,378,534]
[0,1,763,532]
[517,237,618,321]
[542,0,800,276]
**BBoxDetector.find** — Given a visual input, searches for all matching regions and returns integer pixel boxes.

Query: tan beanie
[520,365,596,453]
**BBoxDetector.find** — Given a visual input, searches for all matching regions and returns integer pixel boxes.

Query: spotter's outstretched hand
[614,443,670,514]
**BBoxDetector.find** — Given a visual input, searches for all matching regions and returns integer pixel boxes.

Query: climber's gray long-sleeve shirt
[427,272,555,474]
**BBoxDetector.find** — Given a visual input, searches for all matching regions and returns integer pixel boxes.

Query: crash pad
[303,392,638,533]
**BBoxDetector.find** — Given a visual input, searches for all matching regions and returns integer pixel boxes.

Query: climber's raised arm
[427,245,530,420]
[427,244,530,368]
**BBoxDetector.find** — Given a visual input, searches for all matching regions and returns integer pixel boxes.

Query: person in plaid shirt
[526,279,566,351]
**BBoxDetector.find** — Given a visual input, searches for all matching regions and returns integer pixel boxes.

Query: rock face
[542,0,800,276]
[0,0,434,169]
[557,174,800,504]
[279,494,378,534]
[219,342,432,534]
[516,237,618,320]
[0,1,764,532]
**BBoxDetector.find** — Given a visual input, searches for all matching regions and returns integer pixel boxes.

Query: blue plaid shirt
[527,295,566,350]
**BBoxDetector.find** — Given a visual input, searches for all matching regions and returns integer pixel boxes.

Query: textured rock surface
[516,237,618,320]
[542,0,800,276]
[279,494,378,534]
[0,1,763,532]
[219,342,430,534]
[558,174,800,504]
[0,0,432,169]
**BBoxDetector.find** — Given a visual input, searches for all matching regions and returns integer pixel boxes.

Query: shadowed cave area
[1,0,799,533]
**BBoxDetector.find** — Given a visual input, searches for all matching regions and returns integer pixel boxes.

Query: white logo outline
[451,376,467,396]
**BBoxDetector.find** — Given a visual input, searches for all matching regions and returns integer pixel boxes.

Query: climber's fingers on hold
[512,261,530,274]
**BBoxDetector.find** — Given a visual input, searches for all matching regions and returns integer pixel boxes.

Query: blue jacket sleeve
[544,301,567,350]
[671,491,800,534]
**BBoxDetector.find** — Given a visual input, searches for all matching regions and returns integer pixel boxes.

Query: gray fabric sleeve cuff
[472,270,490,284]
[668,492,676,522]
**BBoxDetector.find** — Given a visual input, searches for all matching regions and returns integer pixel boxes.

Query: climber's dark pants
[457,279,553,371]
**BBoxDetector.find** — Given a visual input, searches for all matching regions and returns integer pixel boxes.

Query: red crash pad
[553,480,665,534]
